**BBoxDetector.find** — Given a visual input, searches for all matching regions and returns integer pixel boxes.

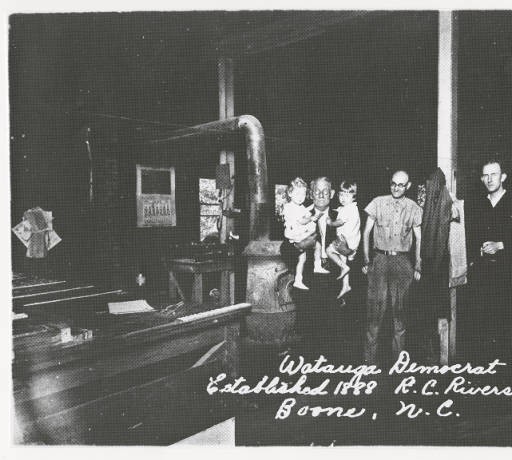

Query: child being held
[326,179,361,300]
[282,177,320,290]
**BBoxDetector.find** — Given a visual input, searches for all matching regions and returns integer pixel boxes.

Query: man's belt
[374,249,409,256]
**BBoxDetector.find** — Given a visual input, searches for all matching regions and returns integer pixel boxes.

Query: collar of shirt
[487,189,507,208]
[387,196,407,208]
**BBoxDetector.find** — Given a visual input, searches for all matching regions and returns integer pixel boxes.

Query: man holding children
[280,171,422,364]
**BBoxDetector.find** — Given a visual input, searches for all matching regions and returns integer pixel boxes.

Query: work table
[13,302,251,445]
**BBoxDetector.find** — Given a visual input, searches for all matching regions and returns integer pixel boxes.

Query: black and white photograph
[5,3,512,450]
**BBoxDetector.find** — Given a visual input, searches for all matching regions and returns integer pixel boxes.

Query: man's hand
[413,270,421,281]
[326,216,332,226]
[481,241,504,255]
[362,263,370,275]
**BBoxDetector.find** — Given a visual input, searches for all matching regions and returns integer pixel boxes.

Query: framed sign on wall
[136,165,176,227]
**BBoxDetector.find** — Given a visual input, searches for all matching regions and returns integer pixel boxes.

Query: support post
[218,57,236,303]
[438,11,459,363]
[191,274,203,304]
[218,57,235,242]
[438,11,458,195]
[223,323,241,379]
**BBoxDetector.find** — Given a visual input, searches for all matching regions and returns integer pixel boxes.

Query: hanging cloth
[420,168,453,319]
[449,199,467,288]
[23,207,51,258]
[421,168,453,272]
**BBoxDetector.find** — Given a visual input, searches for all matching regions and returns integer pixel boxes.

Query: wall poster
[136,165,176,227]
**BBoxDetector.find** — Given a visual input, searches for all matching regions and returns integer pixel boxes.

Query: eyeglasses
[390,182,407,189]
[312,189,330,197]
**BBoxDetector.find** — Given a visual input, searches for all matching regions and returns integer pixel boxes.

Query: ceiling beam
[216,11,372,58]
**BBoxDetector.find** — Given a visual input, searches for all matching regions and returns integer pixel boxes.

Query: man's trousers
[364,252,413,364]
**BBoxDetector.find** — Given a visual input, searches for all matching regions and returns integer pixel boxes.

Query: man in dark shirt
[465,158,512,361]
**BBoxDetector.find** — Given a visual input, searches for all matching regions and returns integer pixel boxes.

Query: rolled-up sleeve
[413,204,423,227]
[365,199,377,220]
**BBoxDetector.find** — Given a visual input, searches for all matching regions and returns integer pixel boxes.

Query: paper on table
[108,300,155,315]
[12,312,28,320]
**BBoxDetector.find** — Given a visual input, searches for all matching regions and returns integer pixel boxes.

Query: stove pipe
[152,115,296,344]
[151,115,270,241]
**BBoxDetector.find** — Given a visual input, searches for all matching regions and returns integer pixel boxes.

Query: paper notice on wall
[12,211,61,251]
[47,230,62,250]
[12,221,32,248]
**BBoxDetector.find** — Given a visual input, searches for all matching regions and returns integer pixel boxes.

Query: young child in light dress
[282,177,321,290]
[326,179,361,300]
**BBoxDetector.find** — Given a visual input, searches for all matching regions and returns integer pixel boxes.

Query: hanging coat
[421,168,453,273]
[419,168,453,319]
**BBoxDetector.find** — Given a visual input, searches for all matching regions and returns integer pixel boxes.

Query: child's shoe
[314,264,330,274]
[293,280,310,290]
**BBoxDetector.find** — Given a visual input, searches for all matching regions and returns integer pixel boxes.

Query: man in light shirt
[361,170,423,365]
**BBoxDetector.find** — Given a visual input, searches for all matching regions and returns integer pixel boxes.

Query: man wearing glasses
[309,177,339,272]
[280,176,337,274]
[361,170,422,365]
[280,177,338,345]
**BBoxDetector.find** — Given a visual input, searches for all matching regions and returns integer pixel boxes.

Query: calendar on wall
[136,165,176,227]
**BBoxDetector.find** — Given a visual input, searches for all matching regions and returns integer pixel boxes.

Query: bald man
[361,170,423,365]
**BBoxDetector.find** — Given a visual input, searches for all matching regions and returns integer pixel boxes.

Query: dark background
[9,11,512,288]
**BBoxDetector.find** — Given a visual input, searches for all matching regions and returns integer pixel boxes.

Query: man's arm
[501,203,512,258]
[361,216,375,275]
[480,206,507,254]
[412,225,422,281]
[327,217,344,227]
[481,197,509,255]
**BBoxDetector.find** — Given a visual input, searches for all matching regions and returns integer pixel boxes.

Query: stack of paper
[12,312,28,321]
[108,300,155,315]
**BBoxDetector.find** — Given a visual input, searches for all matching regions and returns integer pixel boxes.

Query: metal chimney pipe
[152,115,297,344]
[151,115,270,241]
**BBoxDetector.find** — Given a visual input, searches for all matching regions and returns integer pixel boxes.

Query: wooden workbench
[167,257,235,305]
[13,302,251,445]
